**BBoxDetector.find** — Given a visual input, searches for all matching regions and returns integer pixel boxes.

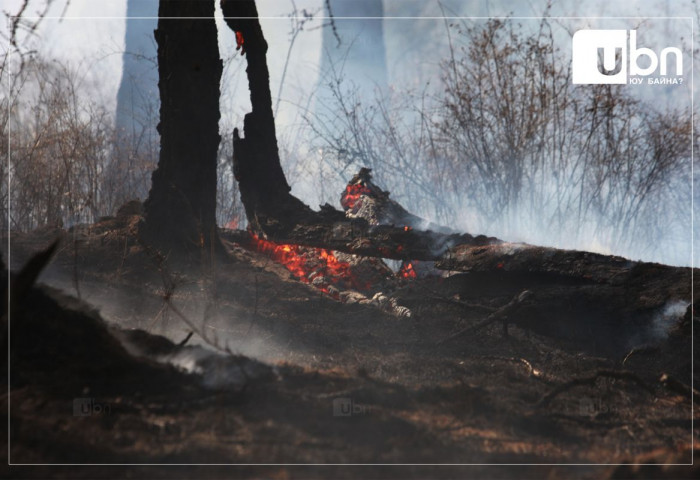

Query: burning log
[435,241,692,292]
[222,0,499,262]
[259,219,497,262]
[340,168,447,278]
[248,234,386,295]
[241,234,413,317]
[341,168,451,233]
[221,0,691,331]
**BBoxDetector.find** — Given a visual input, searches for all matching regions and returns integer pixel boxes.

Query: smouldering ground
[3,217,698,479]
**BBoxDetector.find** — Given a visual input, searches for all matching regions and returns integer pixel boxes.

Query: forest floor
[2,210,698,479]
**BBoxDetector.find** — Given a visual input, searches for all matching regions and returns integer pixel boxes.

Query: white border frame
[5,14,695,467]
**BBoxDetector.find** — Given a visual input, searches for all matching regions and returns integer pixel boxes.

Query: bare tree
[140,0,223,254]
[4,58,116,230]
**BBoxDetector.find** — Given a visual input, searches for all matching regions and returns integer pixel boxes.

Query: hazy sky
[3,0,697,265]
[4,0,696,128]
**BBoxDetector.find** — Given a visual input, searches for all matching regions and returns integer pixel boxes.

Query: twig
[537,370,655,408]
[177,331,193,347]
[147,302,168,331]
[437,290,533,345]
[117,235,128,276]
[429,295,497,313]
[165,300,207,343]
[492,355,534,375]
[659,373,699,404]
[622,345,659,365]
[470,355,552,383]
[323,0,341,47]
[424,285,497,313]
[244,275,260,337]
[138,234,221,352]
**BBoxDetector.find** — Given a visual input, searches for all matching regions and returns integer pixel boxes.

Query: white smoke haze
[159,347,274,390]
[20,266,300,367]
[3,0,696,266]
[625,299,689,348]
[301,15,694,267]
[2,0,696,381]
[653,300,689,339]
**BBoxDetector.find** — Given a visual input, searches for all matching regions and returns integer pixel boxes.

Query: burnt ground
[2,213,698,479]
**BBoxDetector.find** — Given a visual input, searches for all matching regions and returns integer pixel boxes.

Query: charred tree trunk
[220,0,308,232]
[221,0,498,260]
[141,0,223,253]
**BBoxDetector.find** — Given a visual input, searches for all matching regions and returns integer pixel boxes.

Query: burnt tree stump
[221,0,498,261]
[141,0,223,253]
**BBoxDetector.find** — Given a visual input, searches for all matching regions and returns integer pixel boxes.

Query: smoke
[626,300,689,349]
[159,347,274,390]
[19,261,296,368]
[651,300,689,341]
[298,15,694,268]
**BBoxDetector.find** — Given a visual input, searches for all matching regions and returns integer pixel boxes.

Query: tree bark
[141,0,222,253]
[220,0,302,229]
[220,0,500,261]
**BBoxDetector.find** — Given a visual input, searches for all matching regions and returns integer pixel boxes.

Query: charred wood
[141,0,222,252]
[341,167,452,233]
[221,0,499,261]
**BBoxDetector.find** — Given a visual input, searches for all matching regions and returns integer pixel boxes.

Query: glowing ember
[340,184,372,210]
[250,234,370,294]
[235,31,245,55]
[399,261,417,279]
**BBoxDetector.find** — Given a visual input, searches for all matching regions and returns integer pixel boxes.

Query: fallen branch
[622,345,660,366]
[536,370,655,409]
[437,290,533,345]
[422,285,498,313]
[436,242,648,284]
[470,355,553,383]
[177,331,194,347]
[222,1,500,262]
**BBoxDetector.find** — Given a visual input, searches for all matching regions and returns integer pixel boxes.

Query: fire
[235,31,245,55]
[341,183,372,210]
[249,234,370,294]
[399,261,417,279]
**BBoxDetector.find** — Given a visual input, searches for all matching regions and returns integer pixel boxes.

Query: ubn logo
[572,30,682,84]
[332,397,369,417]
[73,397,111,416]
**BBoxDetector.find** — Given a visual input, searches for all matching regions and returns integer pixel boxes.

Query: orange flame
[399,261,417,279]
[235,31,245,55]
[249,234,370,294]
[341,184,372,210]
